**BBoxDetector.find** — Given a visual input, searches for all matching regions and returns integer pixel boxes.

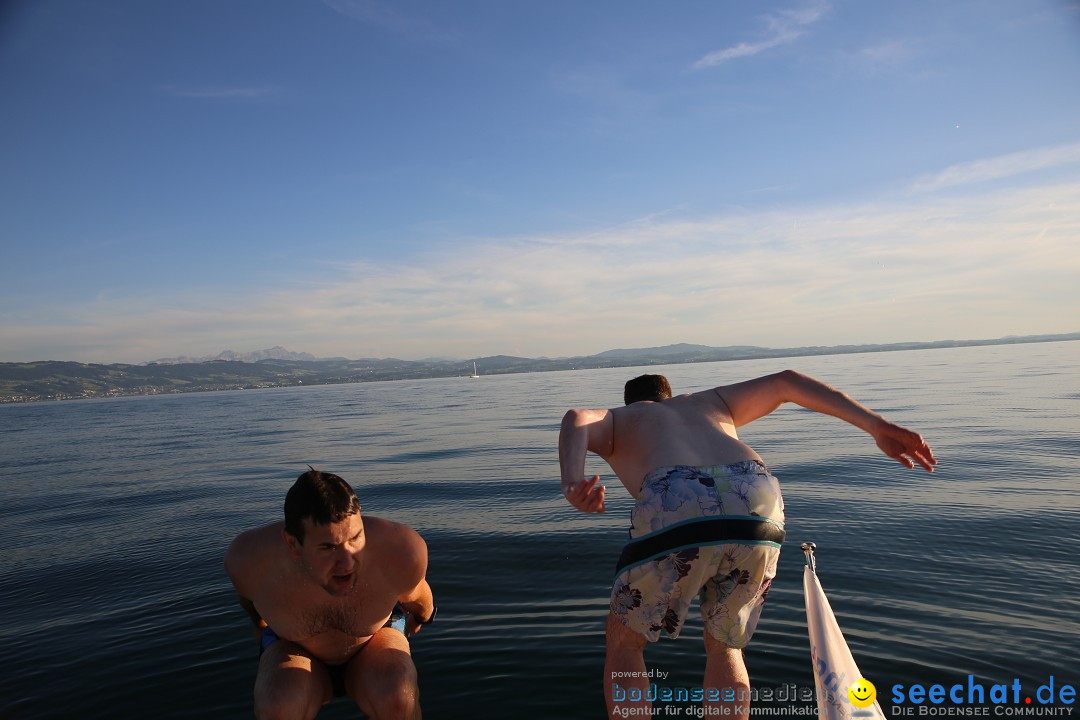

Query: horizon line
[4,330,1077,368]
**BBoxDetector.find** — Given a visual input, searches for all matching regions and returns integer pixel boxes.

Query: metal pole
[801,541,817,573]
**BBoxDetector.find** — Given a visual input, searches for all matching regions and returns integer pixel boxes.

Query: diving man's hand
[872,420,937,472]
[563,475,606,513]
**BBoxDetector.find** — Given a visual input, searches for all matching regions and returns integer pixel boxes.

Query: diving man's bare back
[560,369,936,512]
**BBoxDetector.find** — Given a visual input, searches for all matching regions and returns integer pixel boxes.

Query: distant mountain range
[591,343,766,359]
[148,346,329,364]
[2,331,1077,403]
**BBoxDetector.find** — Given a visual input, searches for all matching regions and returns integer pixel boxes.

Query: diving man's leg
[605,612,652,719]
[703,630,750,717]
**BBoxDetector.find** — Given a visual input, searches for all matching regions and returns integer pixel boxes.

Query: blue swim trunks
[610,461,785,647]
[260,604,409,697]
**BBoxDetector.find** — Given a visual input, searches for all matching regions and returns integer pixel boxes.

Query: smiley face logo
[848,678,876,708]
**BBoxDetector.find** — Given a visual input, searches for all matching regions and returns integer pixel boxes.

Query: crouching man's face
[284,512,366,596]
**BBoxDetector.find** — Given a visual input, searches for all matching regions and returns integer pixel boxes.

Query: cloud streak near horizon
[910,142,1080,193]
[5,164,1077,365]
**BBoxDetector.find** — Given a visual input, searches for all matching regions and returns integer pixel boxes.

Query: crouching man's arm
[717,370,937,472]
[558,408,613,513]
[224,531,267,644]
[394,526,436,636]
[236,594,267,642]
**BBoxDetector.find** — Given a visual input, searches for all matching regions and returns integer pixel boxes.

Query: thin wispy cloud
[552,66,657,113]
[859,41,915,67]
[549,65,663,137]
[322,0,413,33]
[322,0,456,45]
[910,142,1080,193]
[692,2,829,70]
[161,85,280,100]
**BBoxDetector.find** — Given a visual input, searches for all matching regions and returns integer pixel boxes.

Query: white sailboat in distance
[469,362,480,379]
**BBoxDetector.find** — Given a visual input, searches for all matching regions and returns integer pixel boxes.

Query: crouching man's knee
[360,655,421,720]
[255,688,322,720]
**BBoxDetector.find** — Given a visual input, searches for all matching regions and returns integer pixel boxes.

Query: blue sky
[1,0,1078,363]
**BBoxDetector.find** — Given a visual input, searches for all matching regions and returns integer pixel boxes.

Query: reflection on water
[0,341,1077,718]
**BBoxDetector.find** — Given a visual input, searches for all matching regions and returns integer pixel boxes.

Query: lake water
[1,341,1078,719]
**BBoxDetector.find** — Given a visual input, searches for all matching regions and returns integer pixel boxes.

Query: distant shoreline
[2,332,1076,404]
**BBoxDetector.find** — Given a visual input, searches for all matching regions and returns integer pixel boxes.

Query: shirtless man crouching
[225,469,436,719]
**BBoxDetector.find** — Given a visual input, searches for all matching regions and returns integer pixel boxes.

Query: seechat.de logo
[890,675,1075,717]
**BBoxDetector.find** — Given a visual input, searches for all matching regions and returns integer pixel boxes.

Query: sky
[1,0,1078,364]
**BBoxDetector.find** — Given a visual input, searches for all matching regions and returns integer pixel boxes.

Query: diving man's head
[624,374,672,405]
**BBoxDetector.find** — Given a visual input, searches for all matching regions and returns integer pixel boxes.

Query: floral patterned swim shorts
[609,460,785,647]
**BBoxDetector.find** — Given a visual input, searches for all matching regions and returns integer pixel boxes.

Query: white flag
[803,564,886,720]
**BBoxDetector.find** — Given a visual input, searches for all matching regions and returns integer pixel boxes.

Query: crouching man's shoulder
[368,516,428,581]
[224,523,279,592]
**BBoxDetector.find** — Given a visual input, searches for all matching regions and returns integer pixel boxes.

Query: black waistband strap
[615,517,785,576]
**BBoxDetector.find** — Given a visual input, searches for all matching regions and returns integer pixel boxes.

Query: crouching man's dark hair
[624,374,672,405]
[284,468,360,543]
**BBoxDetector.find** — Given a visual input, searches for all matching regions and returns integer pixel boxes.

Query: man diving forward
[559,371,935,719]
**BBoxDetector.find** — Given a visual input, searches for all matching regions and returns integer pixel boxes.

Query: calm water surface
[1,341,1077,718]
